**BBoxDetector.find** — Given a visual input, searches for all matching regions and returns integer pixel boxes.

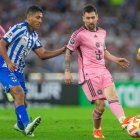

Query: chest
[81,32,105,51]
[20,33,35,49]
[10,33,37,59]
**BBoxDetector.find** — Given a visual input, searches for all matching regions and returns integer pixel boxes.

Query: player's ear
[82,15,85,22]
[26,14,32,22]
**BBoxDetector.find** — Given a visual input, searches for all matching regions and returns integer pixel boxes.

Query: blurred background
[0,0,140,107]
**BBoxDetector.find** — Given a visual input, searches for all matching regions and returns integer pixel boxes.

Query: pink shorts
[82,70,114,102]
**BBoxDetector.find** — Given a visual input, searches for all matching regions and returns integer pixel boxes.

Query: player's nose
[89,19,94,23]
[38,18,42,24]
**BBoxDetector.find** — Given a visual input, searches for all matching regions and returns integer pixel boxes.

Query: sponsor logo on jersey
[7,32,13,39]
[22,35,28,43]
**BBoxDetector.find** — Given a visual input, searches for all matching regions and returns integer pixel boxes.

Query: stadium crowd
[0,0,140,79]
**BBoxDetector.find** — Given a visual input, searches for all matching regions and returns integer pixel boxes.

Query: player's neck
[26,21,34,33]
[28,26,34,32]
[84,25,97,32]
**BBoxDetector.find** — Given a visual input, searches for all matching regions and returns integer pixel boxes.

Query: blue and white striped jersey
[0,21,42,73]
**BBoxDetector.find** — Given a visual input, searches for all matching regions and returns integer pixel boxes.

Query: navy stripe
[87,80,93,97]
[87,80,96,97]
[10,29,25,44]
[12,22,26,32]
[0,21,40,73]
[77,47,82,58]
[14,45,24,63]
[9,39,21,59]
[30,34,34,48]
[73,27,84,38]
[11,25,18,32]
[3,37,10,43]
[77,47,86,81]
[87,80,94,97]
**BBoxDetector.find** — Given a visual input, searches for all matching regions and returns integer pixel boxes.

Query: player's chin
[89,25,95,30]
[35,25,41,30]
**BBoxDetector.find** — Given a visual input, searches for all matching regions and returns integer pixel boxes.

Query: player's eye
[91,16,95,19]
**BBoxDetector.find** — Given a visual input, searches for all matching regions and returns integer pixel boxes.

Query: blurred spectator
[0,0,140,80]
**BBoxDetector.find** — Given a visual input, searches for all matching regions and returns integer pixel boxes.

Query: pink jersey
[67,26,108,84]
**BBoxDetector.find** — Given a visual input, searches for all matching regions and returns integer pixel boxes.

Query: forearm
[104,50,118,63]
[0,40,11,64]
[44,49,63,59]
[64,49,72,72]
[36,47,65,60]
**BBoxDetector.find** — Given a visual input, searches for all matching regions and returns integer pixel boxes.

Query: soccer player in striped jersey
[0,6,65,136]
[64,5,131,138]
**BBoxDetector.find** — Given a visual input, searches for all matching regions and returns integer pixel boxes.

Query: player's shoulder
[16,21,27,29]
[72,26,85,38]
[98,27,106,34]
[9,21,27,32]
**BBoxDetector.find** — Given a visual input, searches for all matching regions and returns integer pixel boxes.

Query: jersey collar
[24,20,34,34]
[83,25,99,32]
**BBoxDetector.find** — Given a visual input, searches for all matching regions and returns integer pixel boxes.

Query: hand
[117,58,129,68]
[7,61,18,72]
[61,46,66,54]
[64,71,74,84]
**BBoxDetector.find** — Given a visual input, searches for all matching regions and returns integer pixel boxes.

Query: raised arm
[104,49,129,69]
[34,46,65,60]
[64,48,74,84]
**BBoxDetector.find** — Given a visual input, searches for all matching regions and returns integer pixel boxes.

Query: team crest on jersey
[69,38,75,45]
[97,89,102,95]
[11,77,17,82]
[96,42,100,48]
[16,25,22,29]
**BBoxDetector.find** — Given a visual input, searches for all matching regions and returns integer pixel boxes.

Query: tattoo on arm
[65,49,72,72]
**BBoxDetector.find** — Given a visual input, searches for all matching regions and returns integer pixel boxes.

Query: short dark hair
[26,5,43,15]
[83,5,97,15]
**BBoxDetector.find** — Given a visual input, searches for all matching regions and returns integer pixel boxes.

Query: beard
[87,24,96,31]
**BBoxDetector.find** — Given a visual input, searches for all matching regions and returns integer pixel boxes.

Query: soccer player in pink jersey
[64,5,131,138]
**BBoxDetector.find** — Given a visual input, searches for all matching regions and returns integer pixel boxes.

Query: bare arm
[104,49,119,63]
[34,46,66,60]
[64,48,72,72]
[0,39,17,71]
[0,40,10,64]
[64,48,73,84]
[104,49,129,68]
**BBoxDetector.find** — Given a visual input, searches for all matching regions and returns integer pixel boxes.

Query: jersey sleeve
[3,24,25,44]
[67,32,80,51]
[32,38,43,50]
